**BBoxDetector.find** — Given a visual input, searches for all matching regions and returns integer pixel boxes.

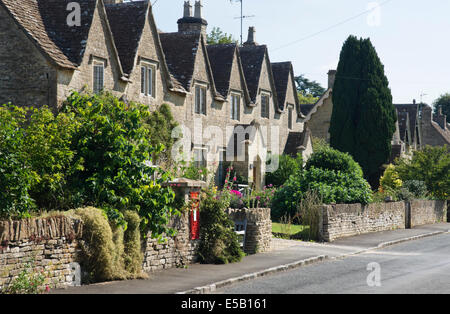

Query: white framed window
[261,93,270,119]
[140,63,156,97]
[230,94,241,121]
[288,107,293,130]
[195,84,207,115]
[93,61,104,94]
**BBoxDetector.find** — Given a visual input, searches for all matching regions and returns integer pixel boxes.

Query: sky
[151,0,450,105]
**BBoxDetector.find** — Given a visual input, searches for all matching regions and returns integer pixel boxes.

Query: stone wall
[408,200,447,228]
[319,202,406,242]
[320,200,448,242]
[226,208,272,254]
[0,216,83,291]
[142,211,199,273]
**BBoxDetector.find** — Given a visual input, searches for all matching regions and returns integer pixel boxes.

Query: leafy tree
[329,35,397,186]
[433,93,450,118]
[207,27,236,45]
[298,92,319,105]
[395,145,450,200]
[62,92,179,238]
[0,105,36,218]
[294,74,326,98]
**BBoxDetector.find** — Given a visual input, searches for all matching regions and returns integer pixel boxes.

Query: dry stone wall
[319,202,406,242]
[142,212,199,272]
[320,200,448,242]
[0,216,83,291]
[226,208,272,254]
[408,200,447,228]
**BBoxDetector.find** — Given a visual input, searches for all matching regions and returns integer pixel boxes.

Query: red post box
[189,191,200,240]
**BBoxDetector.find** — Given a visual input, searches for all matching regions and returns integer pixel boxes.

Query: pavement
[52,223,450,294]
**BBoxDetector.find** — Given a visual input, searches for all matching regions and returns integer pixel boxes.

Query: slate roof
[283,128,311,157]
[300,104,315,116]
[271,62,291,111]
[239,45,267,103]
[159,32,201,91]
[105,1,148,75]
[206,44,236,98]
[395,104,419,144]
[0,0,93,68]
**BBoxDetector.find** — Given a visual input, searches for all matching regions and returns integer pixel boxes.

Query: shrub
[272,148,372,221]
[70,207,127,283]
[23,107,80,210]
[402,180,428,199]
[294,190,322,241]
[198,189,244,264]
[379,164,403,193]
[305,146,363,176]
[265,154,303,187]
[395,146,450,200]
[0,105,36,218]
[123,210,145,278]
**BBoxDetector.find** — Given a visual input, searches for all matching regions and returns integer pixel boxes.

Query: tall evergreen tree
[329,36,396,186]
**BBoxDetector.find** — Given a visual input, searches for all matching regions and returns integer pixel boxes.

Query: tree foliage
[265,153,303,188]
[271,147,372,221]
[395,146,450,200]
[433,93,450,118]
[207,27,236,45]
[294,74,326,98]
[329,36,397,185]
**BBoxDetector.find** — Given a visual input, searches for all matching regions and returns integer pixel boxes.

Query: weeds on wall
[2,259,50,294]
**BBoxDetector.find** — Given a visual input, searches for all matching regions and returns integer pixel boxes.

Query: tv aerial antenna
[230,0,255,45]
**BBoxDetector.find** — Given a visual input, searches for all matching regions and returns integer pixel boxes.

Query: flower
[233,177,237,182]
[230,190,242,197]
[45,285,50,293]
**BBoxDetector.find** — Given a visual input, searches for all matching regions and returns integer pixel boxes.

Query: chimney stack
[243,27,257,46]
[328,70,337,89]
[177,0,208,38]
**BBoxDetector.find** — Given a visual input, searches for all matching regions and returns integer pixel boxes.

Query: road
[217,233,450,294]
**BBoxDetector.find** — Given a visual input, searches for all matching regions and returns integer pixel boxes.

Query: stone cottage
[0,0,311,189]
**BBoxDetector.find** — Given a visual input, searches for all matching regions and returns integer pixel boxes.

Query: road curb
[176,255,329,294]
[177,229,450,294]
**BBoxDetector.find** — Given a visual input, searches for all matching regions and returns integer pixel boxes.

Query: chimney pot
[183,1,192,18]
[194,0,203,18]
[328,70,337,89]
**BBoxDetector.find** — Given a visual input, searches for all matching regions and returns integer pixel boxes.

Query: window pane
[201,87,206,114]
[195,86,200,114]
[141,66,146,94]
[93,64,104,94]
[148,67,153,96]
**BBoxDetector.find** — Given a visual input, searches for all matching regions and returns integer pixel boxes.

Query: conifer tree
[329,36,397,186]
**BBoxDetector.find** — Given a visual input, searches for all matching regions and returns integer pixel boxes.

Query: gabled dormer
[207,44,251,121]
[105,0,176,105]
[239,27,280,119]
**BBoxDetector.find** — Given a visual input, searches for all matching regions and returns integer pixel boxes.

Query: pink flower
[230,190,242,197]
[198,170,203,174]
[45,286,50,293]
[233,177,237,181]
